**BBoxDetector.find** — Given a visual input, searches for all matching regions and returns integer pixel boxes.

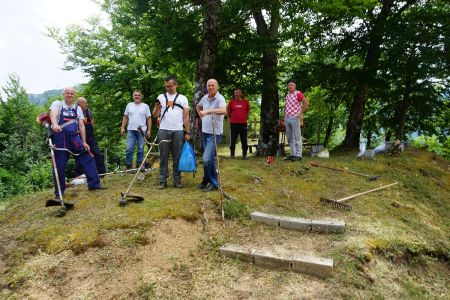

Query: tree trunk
[342,0,394,147]
[190,0,221,151]
[395,90,411,141]
[252,3,280,156]
[323,115,334,147]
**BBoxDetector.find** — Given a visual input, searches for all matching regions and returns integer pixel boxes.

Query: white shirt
[199,93,226,135]
[157,93,189,131]
[124,102,151,131]
[50,100,84,121]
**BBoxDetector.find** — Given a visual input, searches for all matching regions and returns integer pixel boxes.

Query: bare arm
[50,109,61,132]
[146,116,152,138]
[301,97,309,113]
[152,102,161,118]
[199,106,226,118]
[120,115,128,135]
[78,119,90,150]
[183,107,191,140]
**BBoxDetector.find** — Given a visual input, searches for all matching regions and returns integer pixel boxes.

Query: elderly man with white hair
[195,79,226,192]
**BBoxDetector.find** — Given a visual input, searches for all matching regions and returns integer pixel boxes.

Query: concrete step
[250,211,345,233]
[220,244,333,277]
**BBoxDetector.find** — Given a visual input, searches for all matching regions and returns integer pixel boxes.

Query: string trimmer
[310,161,380,181]
[119,131,170,206]
[320,182,399,210]
[44,127,75,217]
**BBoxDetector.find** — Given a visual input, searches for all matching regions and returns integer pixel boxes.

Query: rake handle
[310,162,369,178]
[336,182,399,203]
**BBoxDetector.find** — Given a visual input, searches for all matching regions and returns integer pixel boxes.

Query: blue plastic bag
[178,141,196,174]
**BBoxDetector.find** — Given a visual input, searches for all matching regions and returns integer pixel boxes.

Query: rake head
[119,192,144,206]
[320,197,352,210]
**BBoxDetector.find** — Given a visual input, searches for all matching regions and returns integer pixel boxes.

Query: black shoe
[242,156,248,160]
[283,156,294,161]
[88,185,107,191]
[158,182,167,189]
[197,182,208,189]
[174,182,183,188]
[202,185,218,192]
[292,156,302,161]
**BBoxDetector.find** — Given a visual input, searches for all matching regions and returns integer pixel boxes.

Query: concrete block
[310,219,345,233]
[253,249,292,269]
[250,211,280,226]
[220,244,254,262]
[219,244,333,277]
[311,144,324,157]
[279,217,312,232]
[251,211,345,234]
[364,150,375,159]
[290,255,333,277]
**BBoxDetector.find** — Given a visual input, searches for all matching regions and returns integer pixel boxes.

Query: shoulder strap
[160,93,183,121]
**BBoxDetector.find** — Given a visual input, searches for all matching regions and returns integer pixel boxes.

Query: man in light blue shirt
[196,79,226,192]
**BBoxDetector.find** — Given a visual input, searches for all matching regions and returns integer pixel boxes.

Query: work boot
[202,185,218,192]
[174,182,183,188]
[197,182,208,189]
[158,182,167,189]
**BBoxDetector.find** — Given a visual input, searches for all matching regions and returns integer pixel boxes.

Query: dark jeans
[201,133,222,188]
[74,135,106,176]
[229,123,248,157]
[52,131,100,196]
[157,129,184,184]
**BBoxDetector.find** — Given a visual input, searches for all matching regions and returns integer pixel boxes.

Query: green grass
[0,147,449,298]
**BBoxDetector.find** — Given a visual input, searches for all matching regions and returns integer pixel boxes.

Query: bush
[26,161,53,191]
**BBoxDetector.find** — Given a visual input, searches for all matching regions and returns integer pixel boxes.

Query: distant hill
[28,84,83,106]
[28,89,63,106]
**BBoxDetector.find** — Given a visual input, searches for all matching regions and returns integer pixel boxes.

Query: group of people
[48,78,308,198]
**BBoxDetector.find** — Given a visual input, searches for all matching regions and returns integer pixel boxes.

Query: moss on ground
[0,147,448,298]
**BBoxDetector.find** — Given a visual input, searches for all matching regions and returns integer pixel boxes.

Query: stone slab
[250,211,345,233]
[220,244,333,277]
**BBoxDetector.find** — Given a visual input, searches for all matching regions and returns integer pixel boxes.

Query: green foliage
[25,161,53,191]
[411,135,450,159]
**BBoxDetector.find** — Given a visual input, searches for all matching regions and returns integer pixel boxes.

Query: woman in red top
[227,87,250,159]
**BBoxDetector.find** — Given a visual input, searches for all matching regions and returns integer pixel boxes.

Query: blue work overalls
[52,104,100,196]
[74,109,107,176]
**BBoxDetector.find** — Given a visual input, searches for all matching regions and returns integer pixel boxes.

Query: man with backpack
[152,76,191,189]
[49,87,103,197]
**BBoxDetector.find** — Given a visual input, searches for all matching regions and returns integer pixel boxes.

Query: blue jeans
[201,133,222,188]
[126,130,145,166]
[285,117,302,157]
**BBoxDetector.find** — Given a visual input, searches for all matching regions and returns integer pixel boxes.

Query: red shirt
[227,98,250,124]
[285,90,305,118]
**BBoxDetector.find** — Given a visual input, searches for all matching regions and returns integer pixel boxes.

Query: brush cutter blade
[56,207,67,217]
[45,199,75,209]
[366,175,380,181]
[320,197,352,210]
[120,192,144,202]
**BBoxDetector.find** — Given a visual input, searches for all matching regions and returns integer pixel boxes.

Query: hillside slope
[0,148,448,299]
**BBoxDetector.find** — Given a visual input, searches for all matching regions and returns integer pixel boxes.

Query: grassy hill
[0,147,448,299]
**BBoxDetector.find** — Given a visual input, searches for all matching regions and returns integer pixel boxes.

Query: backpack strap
[160,93,182,121]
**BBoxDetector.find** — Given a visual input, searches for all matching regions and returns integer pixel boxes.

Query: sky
[0,0,104,95]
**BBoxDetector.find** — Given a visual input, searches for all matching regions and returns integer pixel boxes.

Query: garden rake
[310,161,380,181]
[320,182,399,210]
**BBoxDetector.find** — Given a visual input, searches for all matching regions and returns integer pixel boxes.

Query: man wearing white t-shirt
[152,76,191,189]
[120,90,152,169]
